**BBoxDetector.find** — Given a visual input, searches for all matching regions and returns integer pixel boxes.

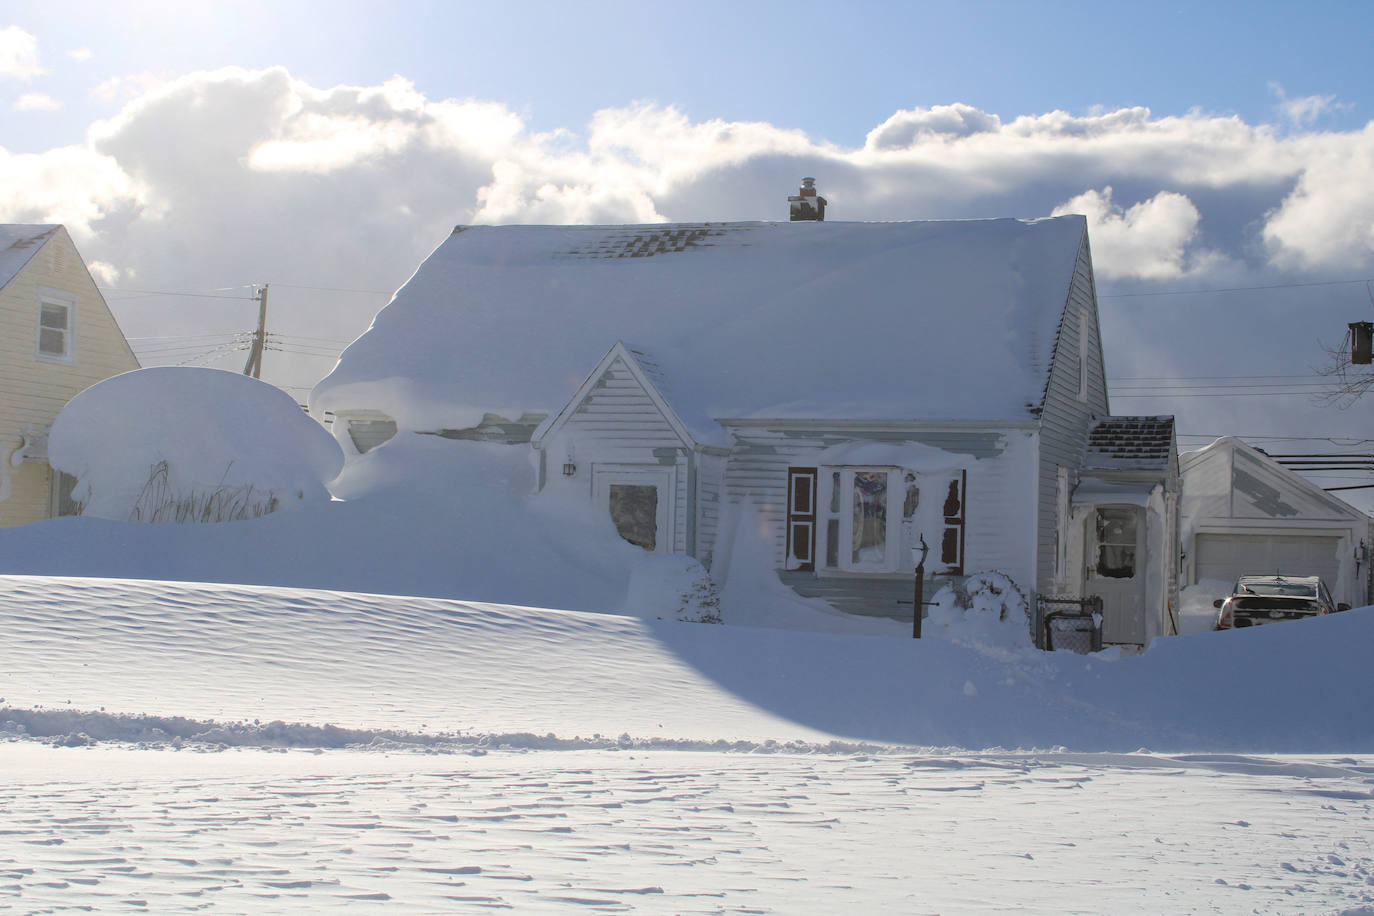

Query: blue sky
[4,1,1374,503]
[7,0,1373,150]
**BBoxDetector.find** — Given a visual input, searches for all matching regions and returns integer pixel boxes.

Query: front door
[593,465,675,553]
[1084,505,1147,645]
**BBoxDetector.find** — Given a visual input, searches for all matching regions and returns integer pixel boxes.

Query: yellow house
[0,225,139,526]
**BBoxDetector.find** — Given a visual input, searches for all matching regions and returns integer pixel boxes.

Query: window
[36,293,74,362]
[793,465,967,575]
[49,470,82,518]
[1094,507,1138,578]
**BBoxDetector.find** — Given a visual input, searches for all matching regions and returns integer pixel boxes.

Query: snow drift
[49,367,343,521]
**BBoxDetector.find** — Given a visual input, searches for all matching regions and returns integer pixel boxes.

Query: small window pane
[903,475,919,519]
[1095,507,1138,578]
[39,327,66,355]
[851,471,887,565]
[41,304,68,330]
[792,474,812,514]
[791,523,811,562]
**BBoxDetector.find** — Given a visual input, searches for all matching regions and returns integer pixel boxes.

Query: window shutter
[785,467,818,571]
[938,470,966,575]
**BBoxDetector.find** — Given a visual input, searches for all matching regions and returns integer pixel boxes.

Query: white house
[1180,437,1371,609]
[311,188,1178,647]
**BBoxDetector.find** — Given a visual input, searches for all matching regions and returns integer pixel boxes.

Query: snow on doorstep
[50,367,343,520]
[310,217,1087,440]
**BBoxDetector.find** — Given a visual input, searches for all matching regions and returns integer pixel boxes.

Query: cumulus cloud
[1262,124,1374,271]
[0,26,43,80]
[13,92,61,111]
[1,64,1372,398]
[67,46,93,62]
[866,103,1002,149]
[1053,186,1221,280]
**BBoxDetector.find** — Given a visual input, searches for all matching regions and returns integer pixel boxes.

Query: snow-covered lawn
[3,574,1373,912]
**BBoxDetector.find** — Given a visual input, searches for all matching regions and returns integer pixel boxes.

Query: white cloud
[1262,124,1374,271]
[1053,186,1225,280]
[1,64,1372,396]
[866,103,1002,149]
[91,72,166,103]
[86,260,123,285]
[67,46,93,62]
[13,92,61,111]
[1269,82,1351,129]
[0,25,43,80]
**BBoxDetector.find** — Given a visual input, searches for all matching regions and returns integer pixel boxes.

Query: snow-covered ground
[3,573,1374,912]
[4,371,1373,911]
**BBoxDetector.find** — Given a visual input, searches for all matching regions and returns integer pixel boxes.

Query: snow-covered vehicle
[1212,575,1347,630]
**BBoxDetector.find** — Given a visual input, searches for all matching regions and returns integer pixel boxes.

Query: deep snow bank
[2,575,1370,753]
[49,367,342,520]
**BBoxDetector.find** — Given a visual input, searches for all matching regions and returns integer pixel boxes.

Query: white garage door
[1194,533,1340,588]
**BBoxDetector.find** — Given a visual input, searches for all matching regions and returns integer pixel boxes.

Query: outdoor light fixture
[562,459,577,477]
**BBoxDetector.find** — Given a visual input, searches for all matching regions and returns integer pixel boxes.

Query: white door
[592,465,675,553]
[1194,533,1340,588]
[1084,505,1147,645]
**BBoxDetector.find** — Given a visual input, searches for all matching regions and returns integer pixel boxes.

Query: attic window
[36,292,75,362]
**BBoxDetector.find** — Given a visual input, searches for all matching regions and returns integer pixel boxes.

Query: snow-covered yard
[3,367,1373,911]
[3,574,1373,912]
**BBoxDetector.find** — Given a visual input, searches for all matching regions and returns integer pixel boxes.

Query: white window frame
[817,466,905,574]
[36,288,76,364]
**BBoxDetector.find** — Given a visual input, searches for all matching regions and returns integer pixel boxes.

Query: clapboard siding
[0,228,139,526]
[1035,231,1110,592]
[545,355,694,554]
[695,452,725,566]
[715,423,1031,613]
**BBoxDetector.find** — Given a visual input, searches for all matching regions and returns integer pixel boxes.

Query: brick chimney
[788,177,826,222]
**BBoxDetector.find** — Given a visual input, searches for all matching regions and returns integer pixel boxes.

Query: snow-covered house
[1180,437,1371,609]
[312,200,1176,646]
[0,225,139,526]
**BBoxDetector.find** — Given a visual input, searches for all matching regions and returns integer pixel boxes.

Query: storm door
[593,465,675,553]
[1084,505,1147,644]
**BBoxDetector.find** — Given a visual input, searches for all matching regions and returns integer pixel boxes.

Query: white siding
[1035,232,1110,593]
[544,356,693,555]
[716,424,1035,606]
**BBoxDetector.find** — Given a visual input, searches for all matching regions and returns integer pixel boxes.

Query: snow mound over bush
[50,368,343,521]
[624,554,721,623]
[926,572,1033,649]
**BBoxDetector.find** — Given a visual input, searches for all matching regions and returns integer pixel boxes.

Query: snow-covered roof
[312,216,1089,442]
[0,224,59,290]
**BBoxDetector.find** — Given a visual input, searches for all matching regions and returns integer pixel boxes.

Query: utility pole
[242,283,268,378]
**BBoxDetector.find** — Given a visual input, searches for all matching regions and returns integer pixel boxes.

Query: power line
[1099,277,1374,299]
[99,286,257,301]
[271,282,392,295]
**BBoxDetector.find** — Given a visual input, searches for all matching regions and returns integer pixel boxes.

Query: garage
[1194,533,1341,588]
